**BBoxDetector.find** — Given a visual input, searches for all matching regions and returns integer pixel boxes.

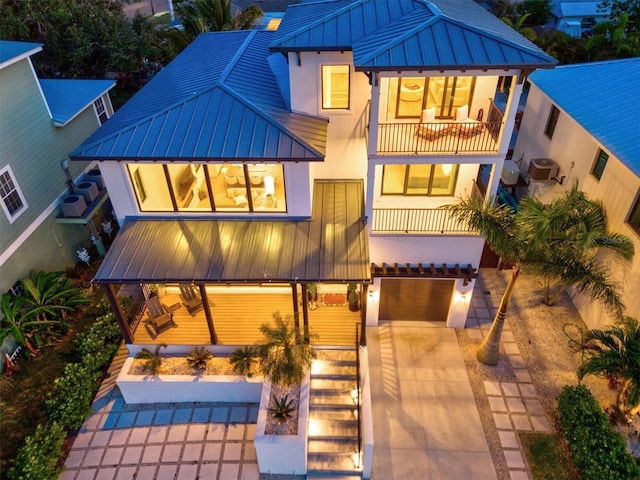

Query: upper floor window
[381,164,458,196]
[127,163,286,214]
[627,190,640,236]
[544,105,560,139]
[591,149,609,181]
[0,165,28,223]
[321,65,350,110]
[94,96,109,125]
[266,18,282,30]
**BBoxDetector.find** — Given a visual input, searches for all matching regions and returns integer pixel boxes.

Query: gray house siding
[0,56,103,291]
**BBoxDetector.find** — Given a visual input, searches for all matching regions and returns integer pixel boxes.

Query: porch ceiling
[93,180,370,284]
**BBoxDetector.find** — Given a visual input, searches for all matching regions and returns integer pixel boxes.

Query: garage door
[379,278,454,321]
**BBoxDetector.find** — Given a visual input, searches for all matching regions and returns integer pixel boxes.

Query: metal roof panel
[39,79,115,125]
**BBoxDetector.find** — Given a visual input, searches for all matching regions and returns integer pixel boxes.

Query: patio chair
[179,283,204,316]
[415,107,452,141]
[454,105,484,138]
[146,296,176,334]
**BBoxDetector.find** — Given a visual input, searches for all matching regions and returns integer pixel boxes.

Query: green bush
[7,421,65,480]
[74,313,121,371]
[46,362,99,431]
[557,384,640,480]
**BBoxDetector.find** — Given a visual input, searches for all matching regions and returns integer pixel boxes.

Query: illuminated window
[0,165,27,223]
[127,164,173,212]
[322,65,350,110]
[627,191,640,236]
[544,105,560,139]
[382,164,458,196]
[266,18,282,30]
[167,164,211,211]
[591,149,609,181]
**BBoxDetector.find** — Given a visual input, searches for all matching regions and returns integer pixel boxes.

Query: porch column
[103,283,132,344]
[291,283,300,335]
[300,283,310,344]
[360,284,367,346]
[199,283,218,344]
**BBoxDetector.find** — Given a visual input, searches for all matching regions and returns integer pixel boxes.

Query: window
[321,65,350,109]
[591,149,609,181]
[94,97,109,125]
[544,105,560,139]
[128,163,286,213]
[388,76,475,119]
[381,164,458,196]
[0,165,27,223]
[265,18,282,30]
[627,191,640,236]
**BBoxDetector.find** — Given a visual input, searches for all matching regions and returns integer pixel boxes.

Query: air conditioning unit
[501,160,520,186]
[528,158,559,182]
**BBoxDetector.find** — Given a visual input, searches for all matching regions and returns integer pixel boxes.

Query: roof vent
[528,158,559,182]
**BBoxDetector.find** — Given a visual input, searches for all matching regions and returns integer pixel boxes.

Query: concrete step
[311,361,357,378]
[308,438,359,454]
[314,349,357,363]
[307,452,362,475]
[306,473,361,480]
[309,406,358,421]
[310,392,357,406]
[309,420,358,439]
[311,378,356,392]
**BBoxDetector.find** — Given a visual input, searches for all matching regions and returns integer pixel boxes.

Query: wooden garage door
[379,279,454,321]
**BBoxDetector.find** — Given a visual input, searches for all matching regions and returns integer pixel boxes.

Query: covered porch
[93,180,371,347]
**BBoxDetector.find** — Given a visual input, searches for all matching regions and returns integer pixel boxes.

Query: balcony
[371,207,477,235]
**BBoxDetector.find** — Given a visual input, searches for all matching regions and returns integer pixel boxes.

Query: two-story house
[70,0,555,348]
[0,41,115,294]
[512,58,640,329]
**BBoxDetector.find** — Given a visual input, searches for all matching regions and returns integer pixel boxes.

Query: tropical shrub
[186,346,213,371]
[73,313,122,371]
[45,362,99,430]
[268,394,296,424]
[135,344,167,375]
[230,346,257,377]
[557,384,640,480]
[7,422,66,480]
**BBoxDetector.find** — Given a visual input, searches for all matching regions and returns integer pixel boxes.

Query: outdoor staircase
[307,349,362,478]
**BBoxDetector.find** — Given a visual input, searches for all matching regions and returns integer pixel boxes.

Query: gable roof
[553,1,610,18]
[528,58,640,177]
[270,0,556,70]
[70,30,327,162]
[0,40,42,69]
[40,79,115,126]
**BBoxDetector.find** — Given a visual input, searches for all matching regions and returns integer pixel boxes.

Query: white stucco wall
[514,83,640,329]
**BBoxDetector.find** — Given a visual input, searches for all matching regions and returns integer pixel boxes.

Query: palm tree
[579,317,640,419]
[173,0,263,45]
[501,13,537,42]
[258,312,316,387]
[445,185,634,365]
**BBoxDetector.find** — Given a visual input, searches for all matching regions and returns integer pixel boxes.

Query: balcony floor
[132,291,362,347]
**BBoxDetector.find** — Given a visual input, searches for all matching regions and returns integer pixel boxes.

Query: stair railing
[355,323,362,469]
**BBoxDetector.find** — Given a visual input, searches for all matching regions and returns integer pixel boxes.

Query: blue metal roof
[270,0,556,70]
[0,40,42,67]
[71,30,327,161]
[39,79,115,126]
[528,58,640,177]
[553,2,609,18]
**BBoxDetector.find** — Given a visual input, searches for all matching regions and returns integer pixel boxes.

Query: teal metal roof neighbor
[528,58,640,177]
[0,40,42,68]
[93,180,370,283]
[71,30,327,162]
[40,79,116,126]
[270,0,556,70]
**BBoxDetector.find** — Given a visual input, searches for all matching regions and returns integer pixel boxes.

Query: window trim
[590,148,609,181]
[544,105,560,139]
[93,96,109,125]
[381,164,459,197]
[627,189,640,236]
[321,64,351,111]
[0,165,28,223]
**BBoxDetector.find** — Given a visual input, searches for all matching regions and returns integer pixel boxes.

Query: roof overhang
[93,180,370,284]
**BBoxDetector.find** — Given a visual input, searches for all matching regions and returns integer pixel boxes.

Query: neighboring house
[512,58,640,329]
[0,41,115,294]
[552,0,610,37]
[70,0,555,347]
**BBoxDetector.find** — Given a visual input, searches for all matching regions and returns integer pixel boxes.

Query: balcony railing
[371,207,478,235]
[376,121,502,155]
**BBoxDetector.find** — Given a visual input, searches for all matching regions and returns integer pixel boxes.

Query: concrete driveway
[368,321,497,480]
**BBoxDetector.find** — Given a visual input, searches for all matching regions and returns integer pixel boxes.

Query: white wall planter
[116,357,263,404]
[254,374,310,475]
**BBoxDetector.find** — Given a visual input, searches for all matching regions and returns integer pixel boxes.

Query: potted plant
[307,283,318,311]
[347,283,360,312]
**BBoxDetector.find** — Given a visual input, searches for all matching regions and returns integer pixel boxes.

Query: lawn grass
[520,432,575,480]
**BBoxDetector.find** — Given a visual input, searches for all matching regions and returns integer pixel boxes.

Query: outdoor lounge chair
[415,107,452,141]
[179,283,204,316]
[146,296,176,334]
[454,105,484,138]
